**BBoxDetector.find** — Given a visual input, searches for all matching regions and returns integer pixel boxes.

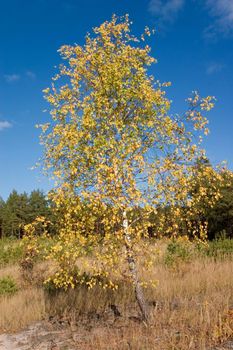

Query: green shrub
[164,239,193,268]
[0,276,18,296]
[0,238,23,267]
[206,238,233,259]
[0,236,54,268]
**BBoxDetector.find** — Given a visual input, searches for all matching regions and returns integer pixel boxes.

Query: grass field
[0,238,232,349]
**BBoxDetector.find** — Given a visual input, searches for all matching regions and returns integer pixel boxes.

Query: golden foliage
[31,15,226,289]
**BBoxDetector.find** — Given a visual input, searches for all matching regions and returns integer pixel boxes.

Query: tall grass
[0,238,232,349]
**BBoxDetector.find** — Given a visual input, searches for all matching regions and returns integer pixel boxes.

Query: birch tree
[38,15,218,321]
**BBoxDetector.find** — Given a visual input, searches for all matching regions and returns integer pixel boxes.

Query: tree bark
[123,210,149,322]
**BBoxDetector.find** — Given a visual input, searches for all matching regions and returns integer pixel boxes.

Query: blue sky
[0,0,233,200]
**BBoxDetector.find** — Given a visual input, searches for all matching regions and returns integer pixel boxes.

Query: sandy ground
[211,342,233,350]
[0,321,77,350]
[0,324,232,350]
[0,318,232,350]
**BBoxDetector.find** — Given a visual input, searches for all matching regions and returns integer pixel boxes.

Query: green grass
[163,237,233,268]
[0,276,18,296]
[206,238,233,258]
[0,238,23,267]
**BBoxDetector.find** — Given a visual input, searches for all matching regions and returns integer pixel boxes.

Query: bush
[206,238,233,259]
[0,238,23,267]
[164,238,193,269]
[0,276,18,296]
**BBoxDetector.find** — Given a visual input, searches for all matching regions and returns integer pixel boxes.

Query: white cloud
[4,71,36,83]
[26,71,36,79]
[4,74,20,83]
[0,121,12,131]
[205,0,233,35]
[148,0,233,37]
[206,62,224,75]
[148,0,185,23]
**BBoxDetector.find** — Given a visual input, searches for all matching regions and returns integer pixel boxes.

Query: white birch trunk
[123,210,149,322]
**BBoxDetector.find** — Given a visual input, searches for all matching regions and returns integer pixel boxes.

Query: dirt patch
[0,317,232,350]
[0,309,130,350]
[210,341,233,350]
[0,321,76,350]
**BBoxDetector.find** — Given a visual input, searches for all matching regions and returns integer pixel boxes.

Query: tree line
[0,190,54,238]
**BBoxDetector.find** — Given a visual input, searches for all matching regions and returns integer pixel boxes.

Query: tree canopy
[40,15,216,235]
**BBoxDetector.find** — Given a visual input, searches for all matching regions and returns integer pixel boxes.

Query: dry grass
[0,245,232,349]
[64,258,233,350]
[147,259,233,349]
[0,288,45,332]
